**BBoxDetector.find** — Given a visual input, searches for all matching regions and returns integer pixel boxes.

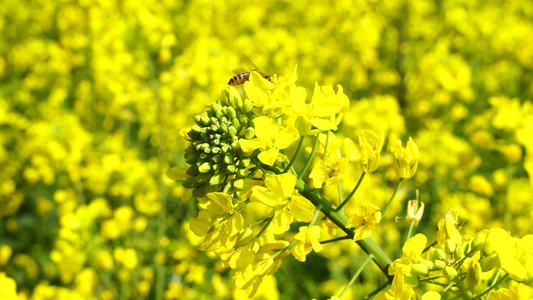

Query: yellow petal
[274,126,299,149]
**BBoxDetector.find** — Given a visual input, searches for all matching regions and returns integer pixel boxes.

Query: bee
[228,54,271,86]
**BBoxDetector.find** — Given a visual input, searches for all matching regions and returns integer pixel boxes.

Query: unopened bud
[434,260,446,270]
[226,164,237,173]
[232,118,241,129]
[466,262,482,288]
[434,249,446,261]
[471,232,486,253]
[463,241,471,255]
[454,244,464,260]
[244,127,255,139]
[243,99,253,113]
[198,162,212,173]
[227,107,237,119]
[444,266,457,281]
[228,126,238,137]
[483,231,494,255]
[445,239,456,255]
[411,264,429,276]
[480,253,498,272]
[209,173,225,185]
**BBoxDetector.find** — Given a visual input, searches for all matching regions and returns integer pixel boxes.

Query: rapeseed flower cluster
[1,0,533,298]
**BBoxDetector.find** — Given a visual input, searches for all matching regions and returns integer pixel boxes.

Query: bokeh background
[1,0,532,299]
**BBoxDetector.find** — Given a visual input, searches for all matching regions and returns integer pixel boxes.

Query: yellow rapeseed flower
[346,201,382,241]
[391,137,419,179]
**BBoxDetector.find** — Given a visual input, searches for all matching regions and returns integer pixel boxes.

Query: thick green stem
[295,178,392,276]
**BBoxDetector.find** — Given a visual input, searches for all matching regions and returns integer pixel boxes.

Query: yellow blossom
[346,201,382,241]
[344,130,385,173]
[391,137,419,178]
[0,272,17,300]
[290,226,323,262]
[308,152,349,188]
[239,116,299,166]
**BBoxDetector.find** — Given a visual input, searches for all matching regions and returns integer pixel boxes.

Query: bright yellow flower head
[290,225,323,262]
[309,151,349,188]
[251,173,315,234]
[392,137,419,179]
[239,116,299,166]
[437,209,462,245]
[344,130,384,172]
[346,201,382,241]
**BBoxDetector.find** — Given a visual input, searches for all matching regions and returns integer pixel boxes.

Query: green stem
[337,172,366,211]
[255,217,273,238]
[381,178,404,219]
[472,271,507,300]
[297,134,320,180]
[339,254,374,299]
[309,204,323,226]
[320,235,351,244]
[283,136,305,173]
[295,178,392,276]
[405,219,416,242]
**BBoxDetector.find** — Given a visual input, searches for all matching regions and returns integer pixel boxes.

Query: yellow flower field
[1,0,532,299]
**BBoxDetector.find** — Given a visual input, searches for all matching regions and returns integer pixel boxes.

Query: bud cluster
[183,87,258,197]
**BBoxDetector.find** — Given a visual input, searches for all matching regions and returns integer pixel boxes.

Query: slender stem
[472,271,507,300]
[295,178,392,276]
[440,281,456,294]
[339,254,374,298]
[255,217,273,238]
[320,235,351,244]
[283,136,305,173]
[381,178,404,219]
[423,240,438,253]
[405,219,416,242]
[297,134,320,180]
[309,204,323,226]
[337,172,366,211]
[364,281,390,300]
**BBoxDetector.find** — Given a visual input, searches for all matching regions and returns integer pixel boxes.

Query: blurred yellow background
[1,0,532,299]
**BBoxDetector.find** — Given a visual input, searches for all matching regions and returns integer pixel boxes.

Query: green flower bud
[188,125,203,140]
[239,116,249,127]
[185,151,199,164]
[466,262,482,288]
[198,162,212,173]
[434,260,446,270]
[212,153,223,163]
[483,239,494,256]
[211,147,221,154]
[445,239,456,255]
[209,173,225,185]
[210,124,220,132]
[221,143,231,154]
[244,127,255,139]
[444,266,457,281]
[463,241,471,255]
[243,99,253,113]
[433,248,446,261]
[411,264,429,276]
[186,165,199,176]
[471,232,486,253]
[238,168,249,178]
[228,126,237,137]
[212,163,222,171]
[233,178,245,190]
[195,114,211,127]
[480,253,498,272]
[226,164,237,173]
[227,106,237,119]
[454,244,465,260]
[420,259,435,270]
[232,118,241,129]
[240,158,251,167]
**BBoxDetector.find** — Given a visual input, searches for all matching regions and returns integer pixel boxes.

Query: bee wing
[241,54,260,71]
[232,68,247,74]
